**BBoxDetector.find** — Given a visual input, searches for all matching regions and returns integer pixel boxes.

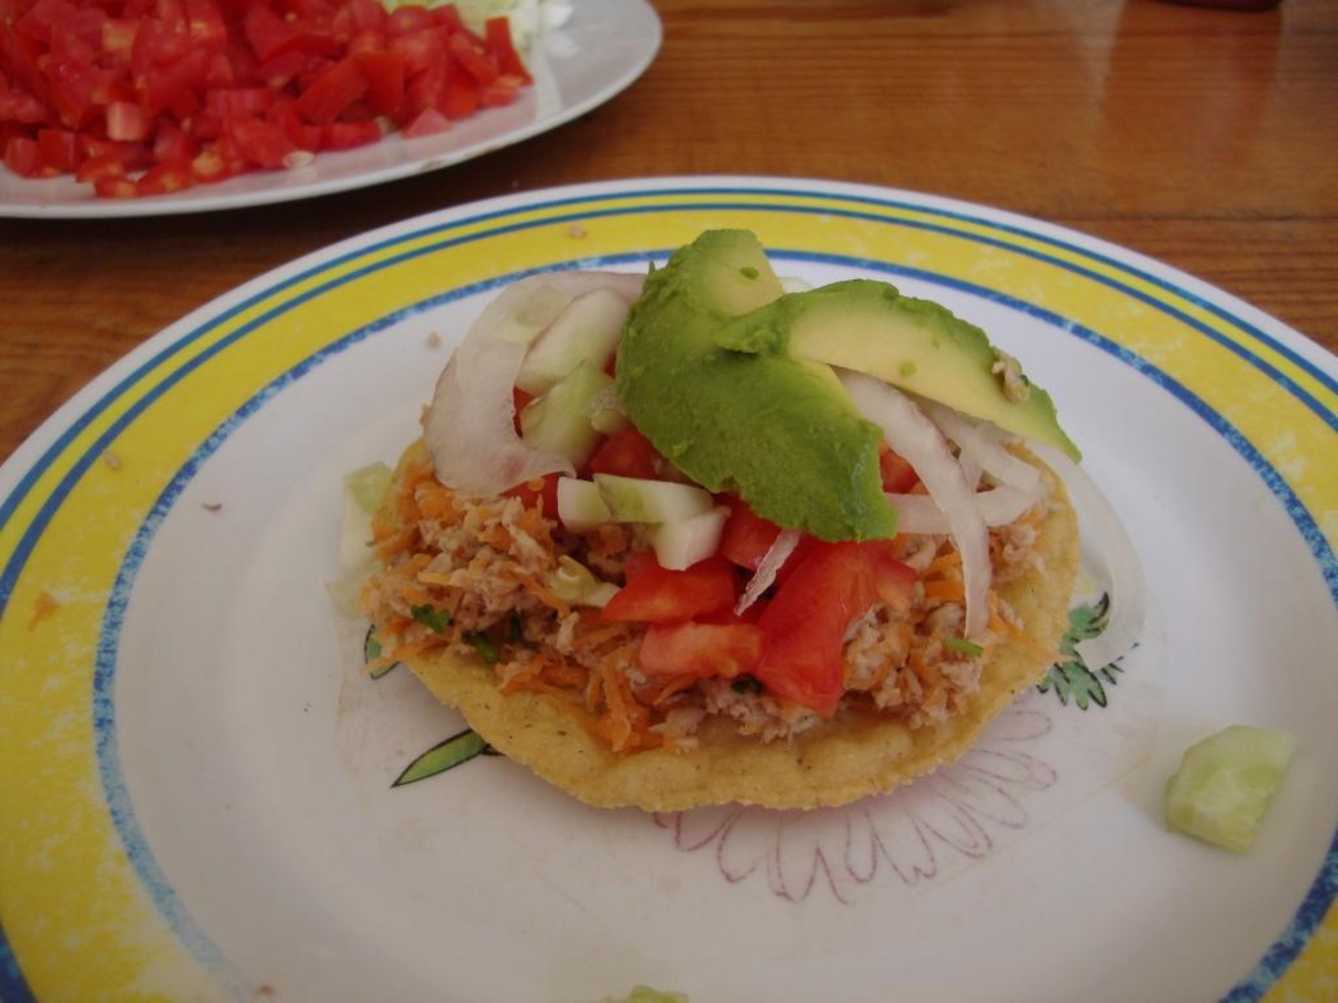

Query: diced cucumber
[1165,724,1297,853]
[650,506,729,570]
[557,477,613,531]
[594,473,715,524]
[519,362,613,466]
[344,462,392,515]
[546,556,620,607]
[516,288,630,394]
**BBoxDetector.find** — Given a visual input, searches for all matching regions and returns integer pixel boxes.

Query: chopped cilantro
[468,632,499,664]
[944,636,984,657]
[410,604,452,633]
[739,265,759,280]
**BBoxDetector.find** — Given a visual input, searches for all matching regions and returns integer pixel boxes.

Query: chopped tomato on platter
[0,0,534,198]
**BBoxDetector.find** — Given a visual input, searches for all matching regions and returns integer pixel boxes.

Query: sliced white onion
[960,455,983,492]
[923,400,1041,494]
[735,529,800,615]
[422,271,643,496]
[886,485,1040,535]
[1029,444,1147,669]
[839,372,991,639]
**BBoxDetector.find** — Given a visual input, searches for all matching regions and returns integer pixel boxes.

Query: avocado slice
[715,279,1081,461]
[617,231,896,542]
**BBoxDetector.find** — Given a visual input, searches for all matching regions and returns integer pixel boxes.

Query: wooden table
[1,0,1334,461]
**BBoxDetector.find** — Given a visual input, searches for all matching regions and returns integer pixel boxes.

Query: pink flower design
[652,695,1056,904]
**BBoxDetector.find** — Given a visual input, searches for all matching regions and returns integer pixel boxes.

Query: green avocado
[616,230,896,542]
[715,279,1081,461]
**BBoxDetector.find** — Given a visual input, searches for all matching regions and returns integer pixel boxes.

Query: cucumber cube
[1165,724,1297,853]
[519,363,613,467]
[594,474,715,524]
[650,506,729,570]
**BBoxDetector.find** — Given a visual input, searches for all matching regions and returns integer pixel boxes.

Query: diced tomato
[0,90,47,123]
[356,50,404,118]
[403,59,446,121]
[242,5,298,62]
[141,48,208,117]
[3,134,40,176]
[321,118,378,150]
[93,173,137,197]
[36,126,77,171]
[719,496,781,572]
[752,540,916,716]
[1,0,531,194]
[349,0,388,32]
[484,16,530,84]
[402,106,448,137]
[479,74,520,108]
[184,0,227,49]
[152,118,196,162]
[503,472,559,516]
[226,115,293,168]
[879,443,918,493]
[447,30,498,85]
[270,97,322,150]
[602,554,739,625]
[105,100,147,141]
[256,48,304,89]
[347,28,386,58]
[295,57,365,124]
[205,86,274,118]
[135,157,192,194]
[385,6,433,37]
[101,19,139,61]
[430,4,463,31]
[389,26,447,76]
[15,0,78,46]
[638,620,764,680]
[588,426,661,481]
[440,63,478,119]
[190,145,229,181]
[49,25,97,66]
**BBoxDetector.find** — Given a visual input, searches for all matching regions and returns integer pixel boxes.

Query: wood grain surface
[1,0,1335,460]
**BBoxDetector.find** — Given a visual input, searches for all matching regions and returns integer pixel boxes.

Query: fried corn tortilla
[383,446,1079,811]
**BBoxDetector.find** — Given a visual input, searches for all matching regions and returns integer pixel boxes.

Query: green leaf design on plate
[392,729,496,788]
[1036,593,1125,710]
[364,624,399,679]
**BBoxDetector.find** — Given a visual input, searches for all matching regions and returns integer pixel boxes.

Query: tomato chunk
[753,541,915,716]
[602,554,739,624]
[3,134,40,176]
[879,443,919,493]
[638,621,764,680]
[503,473,559,516]
[588,426,662,480]
[719,496,782,572]
[296,57,366,124]
[484,16,530,84]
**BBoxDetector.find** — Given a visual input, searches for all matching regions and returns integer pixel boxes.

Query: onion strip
[839,372,991,639]
[422,271,643,496]
[735,530,800,615]
[886,486,1040,535]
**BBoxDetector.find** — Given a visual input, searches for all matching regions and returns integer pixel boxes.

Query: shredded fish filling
[361,449,1049,753]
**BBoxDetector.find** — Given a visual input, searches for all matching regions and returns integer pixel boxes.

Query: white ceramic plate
[1,178,1335,1003]
[0,0,660,219]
